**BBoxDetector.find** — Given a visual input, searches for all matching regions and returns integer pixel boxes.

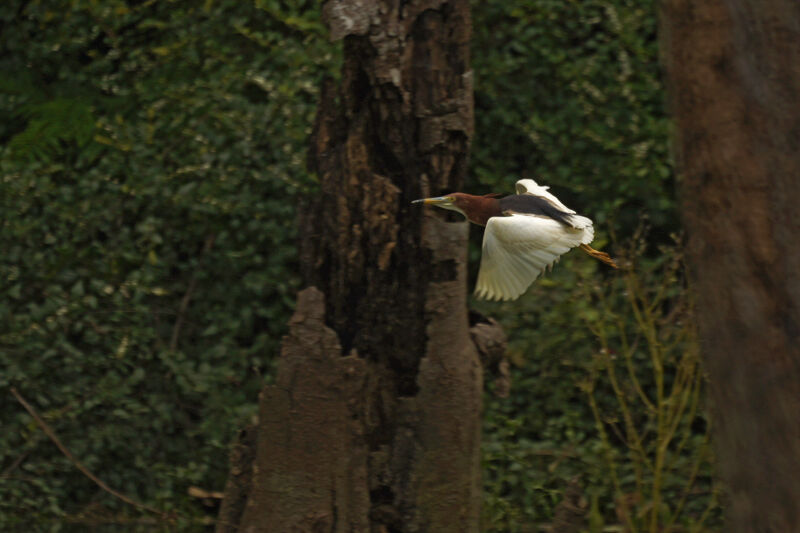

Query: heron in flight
[413,179,617,301]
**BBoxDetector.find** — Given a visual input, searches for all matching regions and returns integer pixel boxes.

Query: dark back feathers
[499,194,573,226]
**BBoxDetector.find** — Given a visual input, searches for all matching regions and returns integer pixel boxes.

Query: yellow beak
[412,196,453,205]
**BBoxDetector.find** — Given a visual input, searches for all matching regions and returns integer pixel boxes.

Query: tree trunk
[661,1,800,530]
[218,1,487,531]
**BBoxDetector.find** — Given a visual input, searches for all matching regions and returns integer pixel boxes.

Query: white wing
[474,214,591,301]
[515,178,593,230]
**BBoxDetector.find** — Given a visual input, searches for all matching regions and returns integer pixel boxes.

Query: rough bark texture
[470,313,510,398]
[220,1,485,532]
[661,1,800,531]
[238,288,371,531]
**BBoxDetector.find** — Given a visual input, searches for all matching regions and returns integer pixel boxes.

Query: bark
[470,313,509,398]
[661,1,800,531]
[219,1,485,531]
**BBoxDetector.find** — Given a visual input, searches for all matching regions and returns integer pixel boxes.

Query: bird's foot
[579,243,619,269]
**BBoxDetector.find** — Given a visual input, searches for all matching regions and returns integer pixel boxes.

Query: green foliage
[8,97,96,162]
[478,252,609,532]
[1,0,336,527]
[479,238,720,531]
[471,0,674,234]
[469,1,711,530]
[580,235,718,532]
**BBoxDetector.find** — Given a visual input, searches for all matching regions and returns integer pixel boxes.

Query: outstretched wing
[474,214,588,301]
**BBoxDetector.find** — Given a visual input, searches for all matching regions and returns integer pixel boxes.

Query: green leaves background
[2,0,335,526]
[2,0,707,530]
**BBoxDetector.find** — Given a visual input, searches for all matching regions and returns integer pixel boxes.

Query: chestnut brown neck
[457,194,502,226]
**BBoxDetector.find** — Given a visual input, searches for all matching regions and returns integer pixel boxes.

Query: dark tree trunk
[661,1,800,530]
[218,1,488,531]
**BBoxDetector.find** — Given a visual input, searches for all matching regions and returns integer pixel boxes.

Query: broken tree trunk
[218,1,488,531]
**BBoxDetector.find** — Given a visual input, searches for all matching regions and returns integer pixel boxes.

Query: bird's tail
[579,243,618,269]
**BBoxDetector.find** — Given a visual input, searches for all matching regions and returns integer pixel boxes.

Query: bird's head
[412,192,500,226]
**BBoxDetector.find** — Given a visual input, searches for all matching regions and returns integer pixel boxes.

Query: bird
[413,178,617,301]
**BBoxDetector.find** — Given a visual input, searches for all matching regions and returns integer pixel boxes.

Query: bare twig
[2,449,31,477]
[170,234,215,351]
[170,276,199,351]
[10,387,168,518]
[188,485,224,499]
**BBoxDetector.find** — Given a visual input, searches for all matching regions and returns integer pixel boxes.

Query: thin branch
[667,434,712,531]
[170,276,199,351]
[2,449,31,477]
[586,389,637,533]
[170,234,215,351]
[10,387,168,518]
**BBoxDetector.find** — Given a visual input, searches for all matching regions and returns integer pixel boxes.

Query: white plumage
[474,179,595,301]
[413,178,615,301]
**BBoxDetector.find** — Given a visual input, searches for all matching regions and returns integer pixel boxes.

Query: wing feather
[514,179,594,231]
[475,214,589,301]
[515,178,574,213]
